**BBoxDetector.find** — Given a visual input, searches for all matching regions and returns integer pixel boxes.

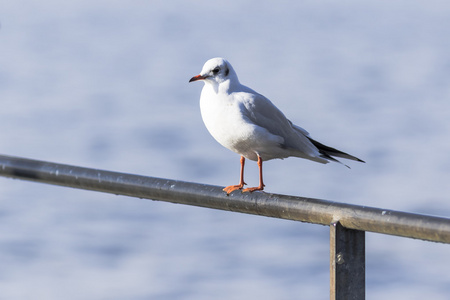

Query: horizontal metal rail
[0,154,449,244]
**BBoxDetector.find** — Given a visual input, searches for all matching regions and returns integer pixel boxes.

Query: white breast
[199,86,286,161]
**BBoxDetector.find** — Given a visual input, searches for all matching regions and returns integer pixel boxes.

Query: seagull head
[189,58,238,88]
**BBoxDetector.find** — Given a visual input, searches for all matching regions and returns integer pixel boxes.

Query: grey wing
[241,92,325,161]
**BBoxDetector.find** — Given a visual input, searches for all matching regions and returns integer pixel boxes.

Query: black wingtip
[308,137,365,164]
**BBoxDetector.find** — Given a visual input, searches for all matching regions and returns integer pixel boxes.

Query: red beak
[189,74,207,83]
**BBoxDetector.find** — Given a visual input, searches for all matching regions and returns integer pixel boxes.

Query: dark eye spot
[225,67,229,76]
[212,67,220,75]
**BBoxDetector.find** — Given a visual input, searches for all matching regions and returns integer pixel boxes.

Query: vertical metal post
[330,221,365,300]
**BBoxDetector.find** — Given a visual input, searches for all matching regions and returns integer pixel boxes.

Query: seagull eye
[212,67,220,75]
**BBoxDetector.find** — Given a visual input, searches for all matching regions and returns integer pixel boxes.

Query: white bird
[189,57,364,194]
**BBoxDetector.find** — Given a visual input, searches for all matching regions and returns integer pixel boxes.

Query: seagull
[189,57,364,194]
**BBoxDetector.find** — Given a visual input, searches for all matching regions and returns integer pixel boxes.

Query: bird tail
[307,137,365,168]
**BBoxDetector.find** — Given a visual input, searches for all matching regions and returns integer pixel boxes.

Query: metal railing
[1,154,449,299]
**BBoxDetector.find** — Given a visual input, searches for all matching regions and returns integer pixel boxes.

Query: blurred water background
[1,1,450,299]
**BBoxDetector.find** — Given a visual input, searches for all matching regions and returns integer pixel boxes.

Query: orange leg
[223,156,247,195]
[242,155,265,193]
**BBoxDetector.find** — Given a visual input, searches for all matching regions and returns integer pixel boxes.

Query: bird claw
[223,183,246,195]
[224,182,264,194]
[242,185,265,193]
